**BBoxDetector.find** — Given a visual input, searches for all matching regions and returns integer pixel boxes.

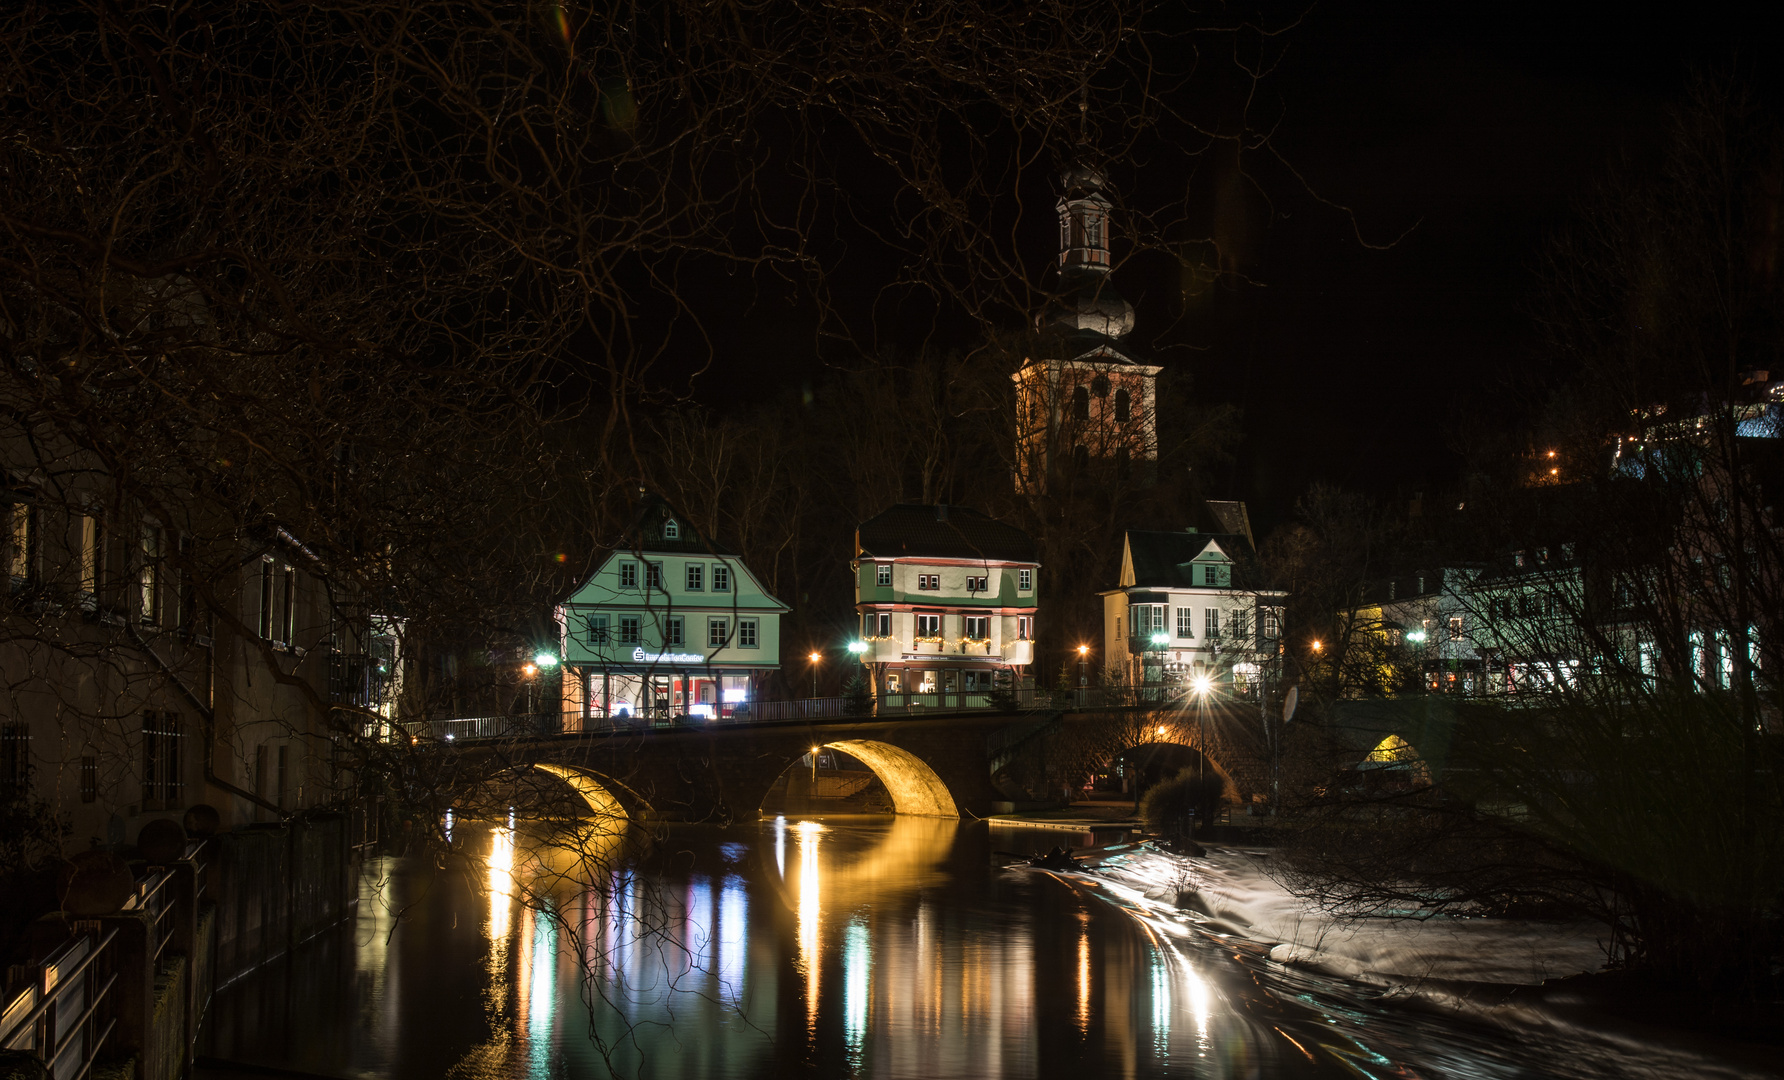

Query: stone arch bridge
[424,703,1270,822]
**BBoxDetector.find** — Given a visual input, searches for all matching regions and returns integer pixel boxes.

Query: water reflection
[202,813,1740,1080]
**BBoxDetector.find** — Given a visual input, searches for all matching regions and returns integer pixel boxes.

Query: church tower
[1013,165,1162,494]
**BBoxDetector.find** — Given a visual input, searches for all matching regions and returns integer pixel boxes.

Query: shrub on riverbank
[1140,769,1230,839]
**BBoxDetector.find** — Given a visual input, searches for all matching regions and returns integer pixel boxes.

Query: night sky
[682,2,1778,537]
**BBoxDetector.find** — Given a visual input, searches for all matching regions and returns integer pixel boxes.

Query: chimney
[936,504,949,522]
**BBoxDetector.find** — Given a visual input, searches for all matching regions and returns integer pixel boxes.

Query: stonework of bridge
[429,703,1271,823]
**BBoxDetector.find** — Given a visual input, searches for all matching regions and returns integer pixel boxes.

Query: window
[686,563,704,591]
[79,515,99,594]
[1132,604,1165,638]
[1018,568,1032,591]
[619,616,641,644]
[140,524,163,624]
[280,566,296,644]
[645,563,663,590]
[738,619,759,648]
[1115,387,1131,422]
[663,519,680,539]
[964,616,989,639]
[712,564,731,591]
[1232,611,1249,639]
[0,722,29,799]
[916,614,942,638]
[918,574,940,591]
[142,712,183,810]
[666,616,684,646]
[877,613,892,636]
[1018,616,1032,640]
[586,615,609,644]
[7,497,35,582]
[967,575,987,592]
[81,756,97,804]
[876,564,892,587]
[1175,607,1195,638]
[619,561,638,588]
[708,618,730,647]
[1448,615,1464,641]
[1205,608,1221,637]
[1072,385,1090,422]
[1091,374,1110,398]
[258,558,275,638]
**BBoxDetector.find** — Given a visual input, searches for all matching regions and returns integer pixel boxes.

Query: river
[199,815,1784,1079]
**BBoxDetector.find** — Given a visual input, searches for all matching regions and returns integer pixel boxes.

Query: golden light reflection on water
[795,820,824,1036]
[1076,912,1092,1037]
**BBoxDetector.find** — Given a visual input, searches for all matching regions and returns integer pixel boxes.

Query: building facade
[1101,513,1285,695]
[558,496,786,723]
[852,504,1038,705]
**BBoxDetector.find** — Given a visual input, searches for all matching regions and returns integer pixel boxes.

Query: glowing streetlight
[1077,644,1088,656]
[808,651,821,698]
[1077,643,1090,690]
[533,651,559,669]
[1310,639,1323,653]
[1192,674,1213,696]
[848,641,867,656]
[1150,632,1170,647]
[521,663,538,678]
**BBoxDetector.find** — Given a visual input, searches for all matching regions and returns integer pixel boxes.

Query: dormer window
[663,519,679,540]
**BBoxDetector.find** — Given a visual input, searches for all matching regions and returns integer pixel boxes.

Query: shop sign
[631,647,707,665]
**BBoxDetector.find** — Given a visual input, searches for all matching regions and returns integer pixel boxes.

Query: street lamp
[1077,644,1089,691]
[1191,674,1213,696]
[809,650,821,698]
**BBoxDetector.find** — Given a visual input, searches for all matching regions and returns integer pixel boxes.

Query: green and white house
[557,496,787,724]
[852,503,1038,707]
[1101,504,1285,694]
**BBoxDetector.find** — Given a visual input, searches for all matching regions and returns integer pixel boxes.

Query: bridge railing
[415,685,1227,743]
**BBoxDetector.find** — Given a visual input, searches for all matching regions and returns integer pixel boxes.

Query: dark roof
[856,504,1037,563]
[613,493,737,557]
[1124,530,1252,589]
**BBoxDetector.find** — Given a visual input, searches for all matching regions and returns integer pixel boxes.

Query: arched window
[1114,387,1131,422]
[1091,375,1110,399]
[1071,385,1090,422]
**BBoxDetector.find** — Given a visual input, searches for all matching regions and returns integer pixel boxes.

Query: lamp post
[809,650,821,699]
[848,640,869,714]
[1077,644,1089,705]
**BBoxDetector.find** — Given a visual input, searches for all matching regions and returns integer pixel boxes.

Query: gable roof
[611,493,737,557]
[1122,530,1252,589]
[856,504,1038,563]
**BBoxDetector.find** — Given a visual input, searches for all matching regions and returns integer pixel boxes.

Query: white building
[1101,509,1285,694]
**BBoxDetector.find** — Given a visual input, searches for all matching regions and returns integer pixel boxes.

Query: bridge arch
[526,762,641,829]
[795,740,959,817]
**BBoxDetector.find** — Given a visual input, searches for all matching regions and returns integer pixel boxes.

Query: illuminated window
[876,564,892,587]
[738,619,758,648]
[712,564,730,591]
[1018,569,1032,591]
[1264,610,1281,638]
[686,563,703,591]
[1233,611,1249,639]
[1448,616,1464,641]
[1176,607,1195,638]
[619,561,637,588]
[1018,616,1031,640]
[916,614,941,637]
[139,524,163,624]
[876,613,891,636]
[663,519,680,539]
[1205,608,1221,637]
